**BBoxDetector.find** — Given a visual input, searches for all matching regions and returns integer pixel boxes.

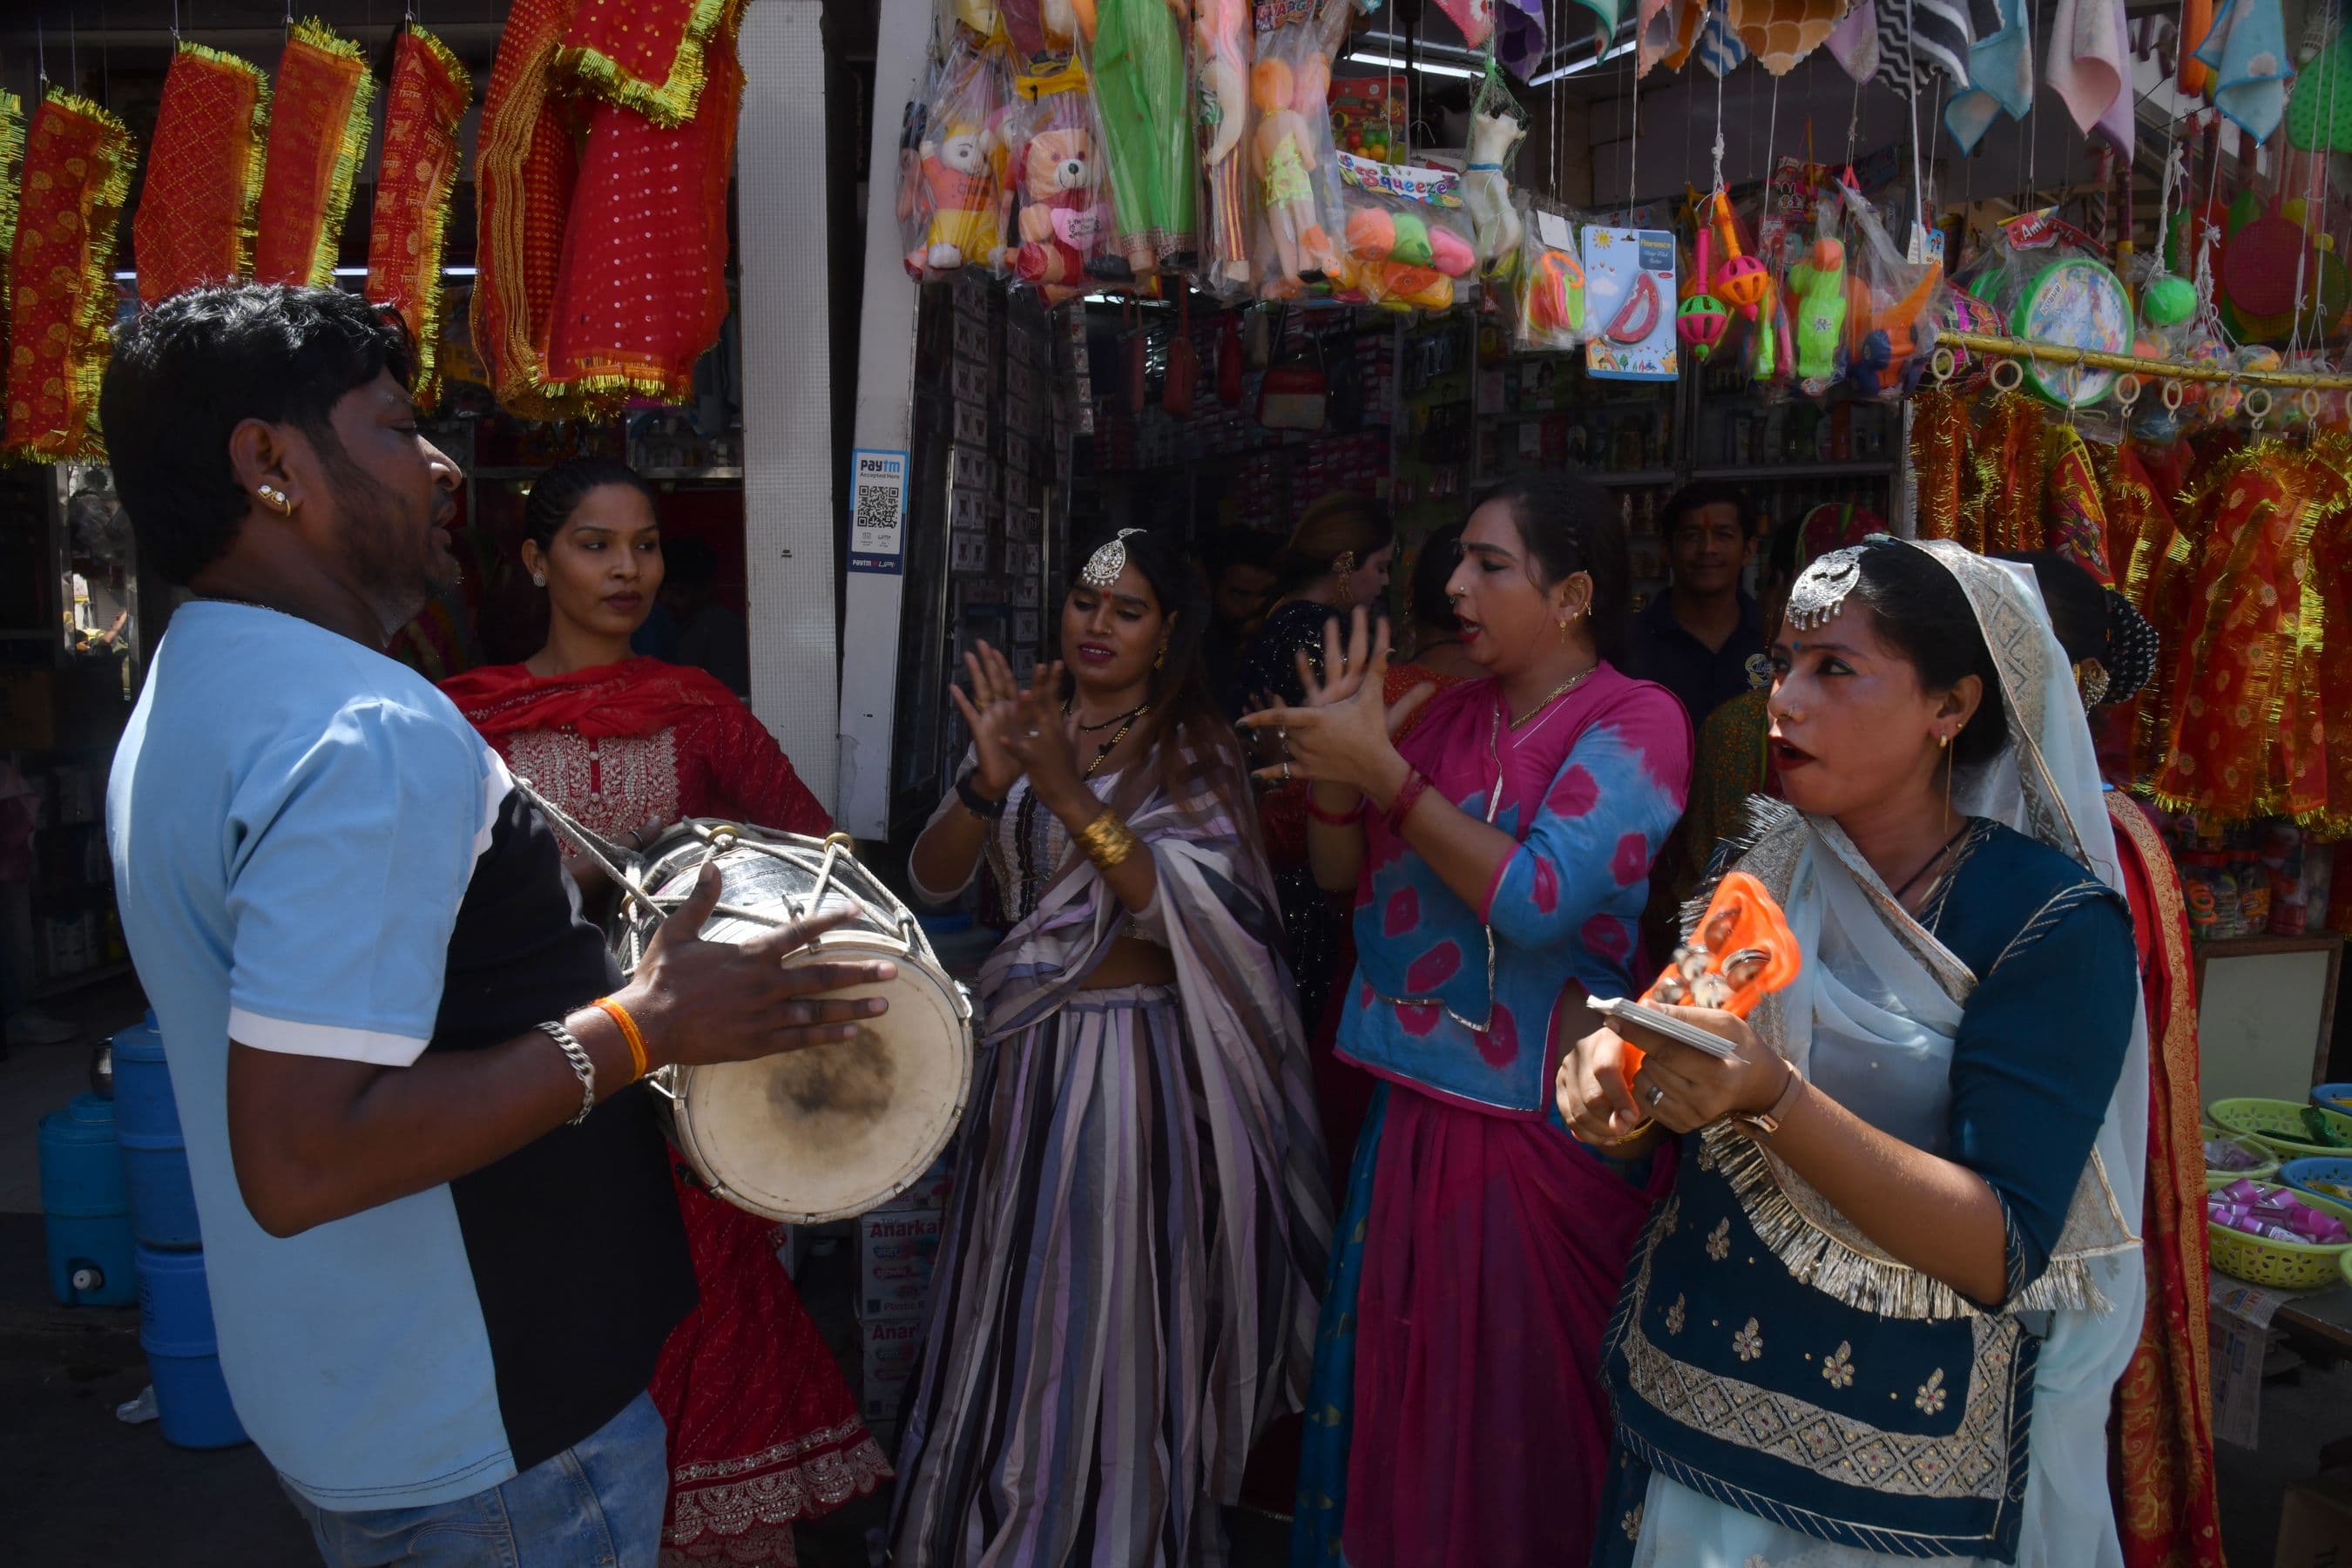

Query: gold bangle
[1075,809,1141,871]
[594,997,649,1083]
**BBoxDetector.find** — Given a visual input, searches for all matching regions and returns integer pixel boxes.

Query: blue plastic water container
[135,1245,247,1450]
[37,1094,137,1307]
[111,1017,202,1250]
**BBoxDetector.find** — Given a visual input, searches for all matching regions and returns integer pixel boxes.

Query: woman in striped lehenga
[894,526,1332,1567]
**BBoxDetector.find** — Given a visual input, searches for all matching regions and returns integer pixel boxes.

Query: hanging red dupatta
[4,91,135,463]
[556,0,735,125]
[438,655,740,741]
[472,0,593,419]
[0,91,24,441]
[542,1,744,403]
[134,44,268,305]
[2105,794,2225,1568]
[253,20,374,287]
[2152,440,2345,823]
[2046,423,2118,585]
[366,27,473,408]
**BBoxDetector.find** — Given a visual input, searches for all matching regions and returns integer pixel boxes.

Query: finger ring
[1025,728,1042,739]
[1281,761,1294,782]
[1646,1083,1666,1106]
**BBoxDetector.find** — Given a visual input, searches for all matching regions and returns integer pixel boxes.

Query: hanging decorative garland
[4,91,136,463]
[254,19,375,288]
[366,26,475,409]
[134,42,270,305]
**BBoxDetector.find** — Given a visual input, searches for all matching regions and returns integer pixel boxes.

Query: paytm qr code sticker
[848,449,907,574]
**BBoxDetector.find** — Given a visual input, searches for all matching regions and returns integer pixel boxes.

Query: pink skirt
[1343,1085,1673,1568]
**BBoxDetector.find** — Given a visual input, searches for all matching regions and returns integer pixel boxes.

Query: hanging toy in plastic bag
[1930,286,2002,393]
[1678,226,1733,363]
[1787,200,1850,395]
[1747,256,1794,390]
[900,28,1012,282]
[1464,65,1528,279]
[996,59,1116,302]
[1334,153,1478,313]
[1603,871,1802,1076]
[1514,199,1591,349]
[1193,0,1255,294]
[1250,7,1349,297]
[1837,184,1943,400]
[1071,0,1197,282]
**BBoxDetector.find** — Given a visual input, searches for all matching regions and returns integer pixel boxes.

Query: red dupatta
[366,27,473,408]
[4,91,135,463]
[440,655,738,740]
[133,43,268,304]
[253,20,374,288]
[2105,794,2224,1568]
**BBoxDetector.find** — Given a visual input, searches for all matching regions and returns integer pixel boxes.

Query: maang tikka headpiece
[1082,528,1144,588]
[1785,545,1866,632]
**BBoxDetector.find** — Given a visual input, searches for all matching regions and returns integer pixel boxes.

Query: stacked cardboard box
[855,1152,953,1430]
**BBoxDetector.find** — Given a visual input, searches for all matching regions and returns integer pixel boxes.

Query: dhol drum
[611,820,974,1224]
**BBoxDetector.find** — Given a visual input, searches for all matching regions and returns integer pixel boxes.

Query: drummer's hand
[618,863,897,1069]
[562,818,663,892]
[947,639,1027,801]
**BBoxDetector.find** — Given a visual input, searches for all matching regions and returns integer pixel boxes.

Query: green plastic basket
[2202,1132,2281,1189]
[2207,1179,2352,1290]
[2208,1097,2352,1160]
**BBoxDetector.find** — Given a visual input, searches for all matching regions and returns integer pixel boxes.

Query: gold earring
[1154,645,1166,670]
[1557,617,1571,643]
[257,485,287,511]
[1943,740,1955,826]
[1936,732,1950,748]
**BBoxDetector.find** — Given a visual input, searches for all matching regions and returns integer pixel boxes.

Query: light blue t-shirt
[109,604,526,1507]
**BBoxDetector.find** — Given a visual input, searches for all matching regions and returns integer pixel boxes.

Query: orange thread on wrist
[594,997,649,1083]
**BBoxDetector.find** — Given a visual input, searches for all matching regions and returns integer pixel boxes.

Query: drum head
[670,942,971,1224]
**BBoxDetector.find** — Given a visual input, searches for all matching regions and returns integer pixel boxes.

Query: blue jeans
[280,1391,669,1567]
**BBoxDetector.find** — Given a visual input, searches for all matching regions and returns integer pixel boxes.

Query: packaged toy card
[1582,226,1680,380]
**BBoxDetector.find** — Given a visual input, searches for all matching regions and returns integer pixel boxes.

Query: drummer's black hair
[1062,526,1250,821]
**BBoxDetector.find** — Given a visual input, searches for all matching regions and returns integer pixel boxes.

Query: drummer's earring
[532,572,547,588]
[1153,645,1166,670]
[256,485,288,513]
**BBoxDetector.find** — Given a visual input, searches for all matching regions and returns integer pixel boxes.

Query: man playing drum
[99,285,894,1568]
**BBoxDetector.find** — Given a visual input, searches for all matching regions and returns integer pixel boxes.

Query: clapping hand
[947,640,1031,801]
[1240,607,1435,793]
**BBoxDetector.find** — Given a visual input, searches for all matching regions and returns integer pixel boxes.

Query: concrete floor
[0,979,2335,1564]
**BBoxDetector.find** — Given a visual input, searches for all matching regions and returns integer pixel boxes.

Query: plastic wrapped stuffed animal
[1003,98,1112,294]
[909,121,1002,276]
[900,35,1010,282]
[1463,98,1525,274]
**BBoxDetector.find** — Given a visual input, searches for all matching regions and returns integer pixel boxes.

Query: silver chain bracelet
[537,1020,597,1126]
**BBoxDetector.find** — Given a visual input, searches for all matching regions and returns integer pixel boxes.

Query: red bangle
[1306,794,1363,828]
[1385,769,1432,835]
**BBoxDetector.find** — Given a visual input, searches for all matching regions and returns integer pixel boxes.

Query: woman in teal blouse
[1560,539,2149,1568]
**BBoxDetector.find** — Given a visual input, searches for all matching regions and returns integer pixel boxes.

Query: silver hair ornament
[1785,546,1865,632]
[1081,529,1144,589]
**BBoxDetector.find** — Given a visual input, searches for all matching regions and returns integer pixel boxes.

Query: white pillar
[830,0,936,839]
[737,0,846,817]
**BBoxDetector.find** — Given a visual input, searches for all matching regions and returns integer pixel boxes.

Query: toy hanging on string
[1786,196,1850,395]
[1835,181,1942,399]
[1464,65,1527,278]
[1512,198,1592,350]
[1193,0,1255,293]
[1707,192,1771,317]
[1072,0,1195,280]
[1333,153,1477,313]
[1677,226,1732,362]
[995,57,1115,301]
[1250,4,1350,297]
[899,25,1013,282]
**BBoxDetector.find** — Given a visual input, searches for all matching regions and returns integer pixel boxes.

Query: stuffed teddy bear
[1004,118,1109,290]
[905,120,1003,279]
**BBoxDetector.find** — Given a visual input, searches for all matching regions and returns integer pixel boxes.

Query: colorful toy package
[995,59,1117,302]
[1835,183,1943,400]
[1463,66,1526,278]
[1250,3,1351,297]
[1511,199,1591,352]
[1331,153,1477,313]
[1583,224,1680,380]
[1193,0,1255,294]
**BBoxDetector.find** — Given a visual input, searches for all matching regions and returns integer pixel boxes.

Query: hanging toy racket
[1709,193,1771,320]
[1594,872,1801,1068]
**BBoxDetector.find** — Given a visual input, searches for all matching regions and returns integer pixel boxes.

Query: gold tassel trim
[293,18,376,289]
[173,41,272,278]
[553,0,734,127]
[1703,1122,2117,1322]
[0,90,24,450]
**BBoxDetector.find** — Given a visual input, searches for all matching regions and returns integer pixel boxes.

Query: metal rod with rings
[1936,328,2352,389]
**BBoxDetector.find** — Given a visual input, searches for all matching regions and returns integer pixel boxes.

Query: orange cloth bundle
[557,0,735,125]
[543,2,744,404]
[254,19,374,288]
[366,27,474,408]
[1619,871,1801,1076]
[134,43,268,305]
[472,0,589,418]
[4,91,135,463]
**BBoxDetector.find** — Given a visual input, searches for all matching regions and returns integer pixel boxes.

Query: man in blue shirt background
[1624,481,1763,727]
[101,286,895,1567]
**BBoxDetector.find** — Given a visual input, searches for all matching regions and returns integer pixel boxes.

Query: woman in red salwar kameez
[443,459,888,1568]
